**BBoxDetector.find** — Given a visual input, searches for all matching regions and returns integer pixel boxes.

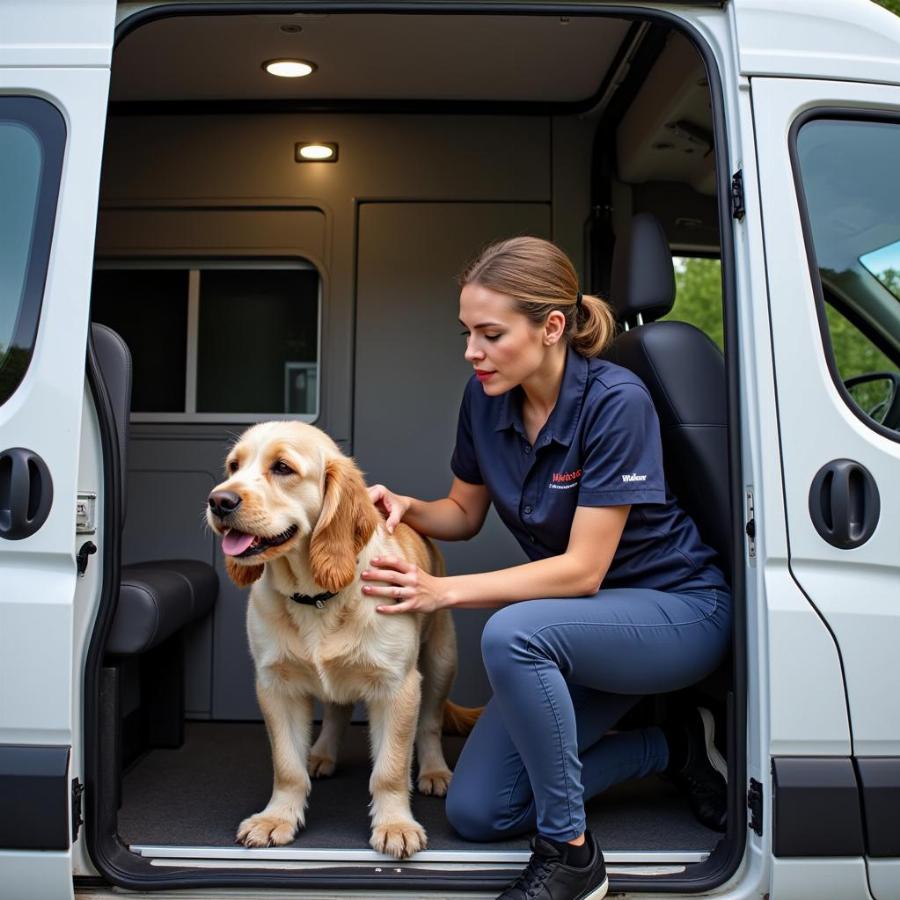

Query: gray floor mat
[119,722,720,852]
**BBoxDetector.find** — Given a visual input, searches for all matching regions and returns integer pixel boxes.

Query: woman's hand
[367,484,411,535]
[361,556,448,614]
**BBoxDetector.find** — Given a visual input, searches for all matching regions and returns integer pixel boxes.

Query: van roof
[731,0,900,84]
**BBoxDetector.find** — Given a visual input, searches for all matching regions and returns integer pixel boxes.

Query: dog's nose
[208,490,242,518]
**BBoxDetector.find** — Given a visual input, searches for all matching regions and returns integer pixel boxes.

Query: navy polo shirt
[450,346,727,593]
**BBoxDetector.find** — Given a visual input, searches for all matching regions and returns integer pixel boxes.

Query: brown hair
[458,236,617,358]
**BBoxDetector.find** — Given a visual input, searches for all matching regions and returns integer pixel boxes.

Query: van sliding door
[0,2,115,897]
[753,77,900,900]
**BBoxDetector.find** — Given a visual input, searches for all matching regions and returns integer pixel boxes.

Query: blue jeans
[445,586,732,843]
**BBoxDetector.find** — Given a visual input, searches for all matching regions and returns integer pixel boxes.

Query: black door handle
[0,447,54,540]
[809,459,879,549]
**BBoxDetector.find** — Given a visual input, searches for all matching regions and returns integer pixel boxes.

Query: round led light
[298,144,335,160]
[264,59,315,78]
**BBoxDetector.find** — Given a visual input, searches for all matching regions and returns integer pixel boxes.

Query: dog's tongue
[222,529,255,557]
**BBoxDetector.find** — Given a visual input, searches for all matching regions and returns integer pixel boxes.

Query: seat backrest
[90,322,132,530]
[603,213,732,582]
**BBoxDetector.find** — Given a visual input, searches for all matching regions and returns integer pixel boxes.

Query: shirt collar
[494,346,589,448]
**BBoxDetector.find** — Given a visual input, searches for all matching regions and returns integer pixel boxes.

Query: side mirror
[844,371,900,428]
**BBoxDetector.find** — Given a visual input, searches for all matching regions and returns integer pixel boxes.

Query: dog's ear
[225,557,264,588]
[309,455,379,593]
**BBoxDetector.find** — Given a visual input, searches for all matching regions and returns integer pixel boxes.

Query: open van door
[753,76,900,900]
[0,1,114,897]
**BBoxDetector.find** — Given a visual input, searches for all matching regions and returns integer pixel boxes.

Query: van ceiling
[111,11,717,197]
[111,13,632,103]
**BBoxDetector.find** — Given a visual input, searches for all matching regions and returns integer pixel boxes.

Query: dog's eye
[272,460,294,476]
[227,460,239,474]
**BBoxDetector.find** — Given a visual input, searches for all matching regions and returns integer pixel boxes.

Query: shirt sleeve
[450,379,485,485]
[577,380,667,507]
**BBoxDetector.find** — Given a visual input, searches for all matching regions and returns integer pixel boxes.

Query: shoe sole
[699,707,728,781]
[576,877,609,900]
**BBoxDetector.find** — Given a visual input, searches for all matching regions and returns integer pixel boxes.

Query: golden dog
[206,421,475,858]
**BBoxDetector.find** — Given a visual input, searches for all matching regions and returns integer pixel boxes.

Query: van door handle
[809,459,880,549]
[0,447,54,540]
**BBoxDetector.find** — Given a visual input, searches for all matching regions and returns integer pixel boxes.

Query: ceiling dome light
[295,142,338,162]
[264,59,315,78]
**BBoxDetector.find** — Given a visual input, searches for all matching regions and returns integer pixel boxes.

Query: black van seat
[91,322,218,657]
[107,561,217,656]
[603,214,732,705]
[603,213,732,581]
[91,323,217,762]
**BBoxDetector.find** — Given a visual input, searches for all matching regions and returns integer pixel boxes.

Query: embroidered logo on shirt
[549,468,582,490]
[621,473,648,482]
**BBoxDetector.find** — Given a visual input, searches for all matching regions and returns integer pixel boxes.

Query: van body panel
[0,0,112,67]
[0,64,110,737]
[733,0,900,85]
[0,2,115,893]
[870,861,900,900]
[752,76,900,759]
[771,857,873,900]
[763,570,853,755]
[730,70,851,763]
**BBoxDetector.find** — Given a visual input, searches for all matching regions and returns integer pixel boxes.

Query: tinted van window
[795,118,900,433]
[0,99,65,405]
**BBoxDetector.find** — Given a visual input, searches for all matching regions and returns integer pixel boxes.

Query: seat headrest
[609,213,676,323]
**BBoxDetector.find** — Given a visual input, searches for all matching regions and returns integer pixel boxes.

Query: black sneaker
[664,706,728,832]
[497,830,608,900]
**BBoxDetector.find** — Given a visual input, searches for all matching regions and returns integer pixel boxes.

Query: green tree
[665,257,724,350]
[0,345,30,400]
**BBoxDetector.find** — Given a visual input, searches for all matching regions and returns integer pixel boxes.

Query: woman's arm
[369,477,491,541]
[444,504,630,607]
[366,504,631,613]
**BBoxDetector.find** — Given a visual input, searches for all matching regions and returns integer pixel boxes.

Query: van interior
[83,7,743,893]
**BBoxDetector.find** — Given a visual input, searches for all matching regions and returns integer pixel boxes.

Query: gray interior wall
[354,202,552,705]
[96,111,595,719]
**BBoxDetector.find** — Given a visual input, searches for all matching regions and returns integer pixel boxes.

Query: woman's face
[458,282,554,396]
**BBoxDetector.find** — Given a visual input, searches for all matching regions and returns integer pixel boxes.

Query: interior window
[665,256,723,350]
[91,268,189,412]
[196,268,319,416]
[91,261,320,421]
[796,118,900,433]
[0,100,65,405]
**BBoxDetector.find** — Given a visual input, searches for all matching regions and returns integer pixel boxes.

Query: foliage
[665,257,724,350]
[668,257,900,424]
[0,345,30,400]
[875,0,900,16]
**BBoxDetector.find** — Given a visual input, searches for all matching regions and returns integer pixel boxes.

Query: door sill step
[132,844,705,875]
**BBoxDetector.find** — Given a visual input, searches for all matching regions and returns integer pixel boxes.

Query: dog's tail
[442,700,484,736]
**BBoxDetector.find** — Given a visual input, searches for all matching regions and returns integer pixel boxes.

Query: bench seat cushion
[106,560,218,656]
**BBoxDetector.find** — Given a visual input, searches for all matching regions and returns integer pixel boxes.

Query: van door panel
[0,0,115,893]
[752,76,900,895]
[354,201,550,705]
[753,77,900,758]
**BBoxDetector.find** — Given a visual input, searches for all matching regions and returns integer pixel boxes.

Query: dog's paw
[308,753,336,778]
[370,820,427,859]
[236,813,299,848]
[417,768,452,797]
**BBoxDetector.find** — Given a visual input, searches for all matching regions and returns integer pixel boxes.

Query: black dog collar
[291,590,337,609]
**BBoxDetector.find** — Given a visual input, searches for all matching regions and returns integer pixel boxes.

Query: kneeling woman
[363,237,731,900]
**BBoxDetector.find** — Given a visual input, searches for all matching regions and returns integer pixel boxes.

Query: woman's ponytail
[570,293,617,358]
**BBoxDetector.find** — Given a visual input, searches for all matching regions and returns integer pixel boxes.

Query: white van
[2,0,899,897]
